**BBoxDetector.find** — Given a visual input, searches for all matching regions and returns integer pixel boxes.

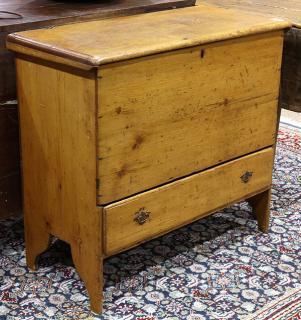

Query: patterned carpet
[1,123,301,320]
[245,287,301,320]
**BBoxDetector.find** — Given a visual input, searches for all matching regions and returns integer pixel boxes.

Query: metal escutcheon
[134,207,150,225]
[240,171,253,183]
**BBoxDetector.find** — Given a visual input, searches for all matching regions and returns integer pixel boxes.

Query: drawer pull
[240,171,253,183]
[134,207,150,225]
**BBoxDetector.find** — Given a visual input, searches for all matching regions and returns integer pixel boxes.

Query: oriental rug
[244,287,301,320]
[0,122,301,320]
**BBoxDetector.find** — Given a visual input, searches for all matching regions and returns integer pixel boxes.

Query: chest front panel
[97,32,283,204]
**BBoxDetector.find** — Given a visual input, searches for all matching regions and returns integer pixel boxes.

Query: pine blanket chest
[7,4,291,313]
[0,0,195,220]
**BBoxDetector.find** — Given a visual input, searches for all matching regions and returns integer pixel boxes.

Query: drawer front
[98,32,283,204]
[104,148,274,255]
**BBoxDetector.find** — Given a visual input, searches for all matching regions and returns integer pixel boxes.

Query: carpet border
[243,287,301,320]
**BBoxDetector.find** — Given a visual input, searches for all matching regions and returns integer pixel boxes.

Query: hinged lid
[6,4,291,69]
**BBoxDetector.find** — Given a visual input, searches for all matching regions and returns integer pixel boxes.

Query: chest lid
[6,4,291,69]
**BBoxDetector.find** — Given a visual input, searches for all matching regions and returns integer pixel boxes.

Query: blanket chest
[0,0,195,219]
[7,4,291,313]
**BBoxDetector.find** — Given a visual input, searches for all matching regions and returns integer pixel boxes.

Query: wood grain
[249,188,271,232]
[16,57,103,312]
[9,4,287,312]
[1,0,195,96]
[97,32,282,204]
[201,0,301,113]
[1,0,196,99]
[104,148,274,256]
[0,0,195,219]
[6,4,291,68]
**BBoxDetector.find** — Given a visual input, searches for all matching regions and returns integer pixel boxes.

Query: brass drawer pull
[240,171,253,183]
[134,207,150,225]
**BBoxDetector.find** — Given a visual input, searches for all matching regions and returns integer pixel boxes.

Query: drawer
[104,147,274,255]
[97,32,282,204]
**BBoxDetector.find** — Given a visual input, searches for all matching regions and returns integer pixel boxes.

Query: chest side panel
[97,31,283,204]
[16,58,99,241]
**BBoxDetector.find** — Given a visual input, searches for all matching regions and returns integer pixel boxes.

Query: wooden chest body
[203,0,301,112]
[7,5,290,313]
[0,0,195,219]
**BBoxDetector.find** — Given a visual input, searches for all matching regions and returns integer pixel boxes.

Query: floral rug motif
[0,123,301,320]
